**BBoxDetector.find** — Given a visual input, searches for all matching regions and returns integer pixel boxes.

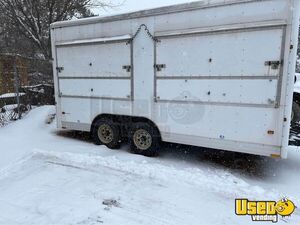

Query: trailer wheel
[92,119,121,149]
[129,123,160,157]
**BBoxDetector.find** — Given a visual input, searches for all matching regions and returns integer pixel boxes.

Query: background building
[0,54,28,95]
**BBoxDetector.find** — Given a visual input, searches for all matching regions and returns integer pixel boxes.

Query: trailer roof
[51,0,259,29]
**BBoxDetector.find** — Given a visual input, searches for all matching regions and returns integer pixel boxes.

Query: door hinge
[154,64,166,72]
[265,61,282,70]
[56,67,64,73]
[122,65,132,72]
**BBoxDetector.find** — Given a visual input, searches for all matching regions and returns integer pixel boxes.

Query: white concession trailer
[51,0,300,158]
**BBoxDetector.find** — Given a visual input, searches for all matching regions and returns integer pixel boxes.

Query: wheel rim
[98,124,114,144]
[133,129,152,151]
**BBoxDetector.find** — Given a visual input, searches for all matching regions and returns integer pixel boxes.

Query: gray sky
[93,0,198,16]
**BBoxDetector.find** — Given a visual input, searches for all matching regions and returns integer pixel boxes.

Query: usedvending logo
[235,198,296,223]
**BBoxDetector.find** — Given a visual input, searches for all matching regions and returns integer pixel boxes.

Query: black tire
[92,118,121,149]
[129,122,160,157]
[292,102,300,124]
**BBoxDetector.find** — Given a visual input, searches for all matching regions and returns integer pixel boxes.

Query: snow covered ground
[0,106,300,225]
[0,93,26,99]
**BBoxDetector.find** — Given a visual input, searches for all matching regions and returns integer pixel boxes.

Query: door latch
[122,65,132,72]
[265,61,282,70]
[56,67,64,73]
[154,64,166,71]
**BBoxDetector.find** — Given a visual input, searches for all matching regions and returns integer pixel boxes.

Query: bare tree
[0,0,117,59]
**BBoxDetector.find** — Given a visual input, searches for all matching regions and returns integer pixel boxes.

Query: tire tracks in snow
[0,149,282,201]
[31,149,280,200]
